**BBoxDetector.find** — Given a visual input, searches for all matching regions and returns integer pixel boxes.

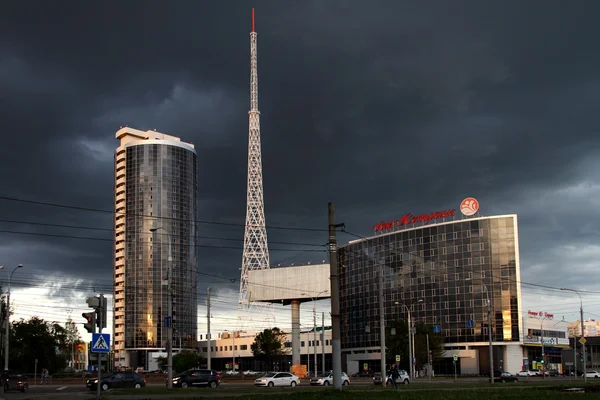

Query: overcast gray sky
[1,0,599,331]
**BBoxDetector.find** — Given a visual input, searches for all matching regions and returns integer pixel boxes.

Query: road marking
[56,386,67,390]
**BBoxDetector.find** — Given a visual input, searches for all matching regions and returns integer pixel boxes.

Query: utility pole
[328,202,344,390]
[426,334,431,382]
[579,305,586,383]
[378,266,386,377]
[313,304,317,377]
[96,294,106,400]
[207,288,211,370]
[321,312,325,375]
[408,311,413,380]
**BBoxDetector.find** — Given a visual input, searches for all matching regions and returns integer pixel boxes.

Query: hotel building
[338,206,524,376]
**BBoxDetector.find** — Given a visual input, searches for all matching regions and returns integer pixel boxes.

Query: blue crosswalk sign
[92,333,111,353]
[433,325,441,333]
[467,320,475,328]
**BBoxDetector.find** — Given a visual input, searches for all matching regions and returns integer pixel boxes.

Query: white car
[310,372,350,386]
[583,371,600,378]
[386,369,410,385]
[517,370,539,377]
[254,372,300,387]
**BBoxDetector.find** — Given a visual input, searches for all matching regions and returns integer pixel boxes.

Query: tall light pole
[66,309,74,369]
[224,329,246,373]
[395,299,422,381]
[4,264,22,371]
[302,290,328,376]
[150,227,173,388]
[538,314,549,380]
[561,287,586,383]
[466,278,494,384]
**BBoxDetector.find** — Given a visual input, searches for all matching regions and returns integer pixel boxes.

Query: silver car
[386,369,410,385]
[310,372,350,386]
[254,372,300,387]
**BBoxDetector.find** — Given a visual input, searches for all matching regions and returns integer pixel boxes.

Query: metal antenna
[238,8,273,323]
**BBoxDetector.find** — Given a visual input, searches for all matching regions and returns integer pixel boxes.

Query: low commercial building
[197,329,332,374]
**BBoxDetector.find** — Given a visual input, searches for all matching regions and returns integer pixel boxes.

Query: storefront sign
[372,209,456,232]
[527,310,554,320]
[524,335,568,347]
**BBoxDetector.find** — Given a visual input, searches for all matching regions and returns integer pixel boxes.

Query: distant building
[568,319,599,337]
[196,329,333,374]
[113,127,198,370]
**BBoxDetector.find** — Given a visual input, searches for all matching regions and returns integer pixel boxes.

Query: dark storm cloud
[2,0,600,315]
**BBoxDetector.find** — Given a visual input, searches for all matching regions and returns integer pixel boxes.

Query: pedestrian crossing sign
[92,333,111,353]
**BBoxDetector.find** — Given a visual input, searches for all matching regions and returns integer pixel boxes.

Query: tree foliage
[385,319,444,372]
[251,327,288,362]
[10,317,68,373]
[156,350,204,373]
[64,317,83,369]
[174,350,204,373]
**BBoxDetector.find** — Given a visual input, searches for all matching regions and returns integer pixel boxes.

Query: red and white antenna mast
[239,8,272,323]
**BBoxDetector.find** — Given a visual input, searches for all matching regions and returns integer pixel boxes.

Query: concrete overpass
[247,263,331,367]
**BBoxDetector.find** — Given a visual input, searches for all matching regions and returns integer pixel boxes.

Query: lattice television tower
[238,8,272,322]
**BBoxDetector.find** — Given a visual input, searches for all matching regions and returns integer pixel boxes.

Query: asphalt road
[2,376,586,399]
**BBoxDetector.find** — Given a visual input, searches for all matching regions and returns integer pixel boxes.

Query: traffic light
[96,296,107,330]
[83,312,96,333]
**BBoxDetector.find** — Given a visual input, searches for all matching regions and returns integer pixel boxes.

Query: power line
[0,218,327,247]
[0,195,329,232]
[0,229,325,252]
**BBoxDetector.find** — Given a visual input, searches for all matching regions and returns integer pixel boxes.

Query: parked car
[583,370,600,378]
[89,371,146,391]
[385,369,410,385]
[373,373,383,385]
[169,369,221,388]
[310,371,350,386]
[546,369,559,376]
[517,370,539,377]
[0,371,28,392]
[494,371,518,383]
[254,372,300,387]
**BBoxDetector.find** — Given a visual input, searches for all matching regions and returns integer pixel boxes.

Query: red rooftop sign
[372,209,456,233]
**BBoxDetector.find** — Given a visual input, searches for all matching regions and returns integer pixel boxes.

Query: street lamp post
[224,330,246,373]
[466,278,494,384]
[395,299,422,381]
[150,227,173,388]
[537,314,549,380]
[302,290,328,377]
[4,264,22,371]
[561,288,586,383]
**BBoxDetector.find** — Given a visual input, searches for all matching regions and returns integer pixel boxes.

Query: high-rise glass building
[113,127,198,370]
[338,213,523,375]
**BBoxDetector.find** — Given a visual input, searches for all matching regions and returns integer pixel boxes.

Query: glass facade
[124,143,198,350]
[338,215,521,350]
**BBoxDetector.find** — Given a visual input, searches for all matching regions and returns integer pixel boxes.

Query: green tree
[251,327,288,363]
[385,320,444,372]
[64,316,82,370]
[385,319,410,370]
[156,351,204,373]
[413,321,444,370]
[173,350,204,373]
[10,317,68,373]
[156,356,167,371]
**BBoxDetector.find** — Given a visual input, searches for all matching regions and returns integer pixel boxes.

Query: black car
[169,369,221,388]
[1,371,28,392]
[89,371,146,391]
[493,371,518,383]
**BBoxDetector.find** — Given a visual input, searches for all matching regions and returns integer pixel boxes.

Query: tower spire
[239,8,270,314]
